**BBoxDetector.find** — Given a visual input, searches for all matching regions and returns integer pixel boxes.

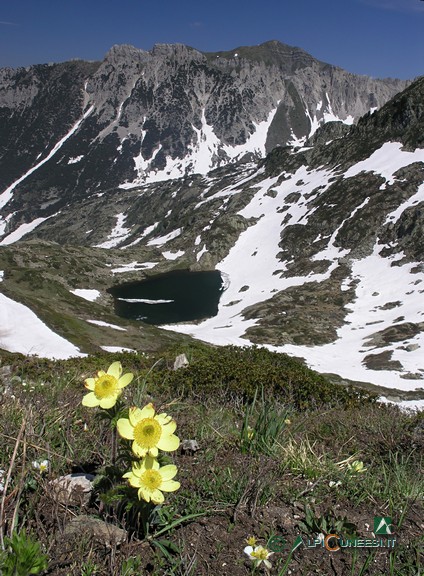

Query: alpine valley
[0,40,423,404]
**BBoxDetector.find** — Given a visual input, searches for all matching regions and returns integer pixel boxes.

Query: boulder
[50,473,94,506]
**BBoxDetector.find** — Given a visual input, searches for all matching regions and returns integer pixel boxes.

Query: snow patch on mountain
[0,214,58,245]
[71,289,101,302]
[196,245,208,262]
[279,241,424,390]
[119,108,278,188]
[305,95,355,141]
[112,261,158,273]
[94,213,131,248]
[147,228,182,246]
[0,106,94,237]
[344,142,424,186]
[87,319,127,331]
[101,345,136,353]
[385,182,424,224]
[163,250,185,260]
[0,292,85,359]
[68,155,84,164]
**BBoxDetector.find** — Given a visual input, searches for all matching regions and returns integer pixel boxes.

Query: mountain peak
[104,44,148,63]
[151,42,205,62]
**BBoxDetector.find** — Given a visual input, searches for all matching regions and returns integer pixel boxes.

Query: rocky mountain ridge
[0,40,409,240]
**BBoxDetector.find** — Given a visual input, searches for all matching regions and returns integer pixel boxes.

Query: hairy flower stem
[111,427,117,466]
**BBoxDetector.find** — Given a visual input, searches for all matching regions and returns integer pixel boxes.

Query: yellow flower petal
[158,465,177,481]
[82,392,100,407]
[128,406,144,426]
[157,433,180,452]
[84,378,95,390]
[137,486,151,502]
[150,489,165,504]
[117,418,134,440]
[128,475,142,488]
[162,419,177,435]
[107,361,122,379]
[138,403,155,420]
[148,446,159,458]
[132,442,147,458]
[117,372,133,388]
[156,412,173,425]
[161,479,180,492]
[99,394,119,409]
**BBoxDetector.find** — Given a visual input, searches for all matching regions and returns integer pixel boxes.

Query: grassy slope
[0,346,422,575]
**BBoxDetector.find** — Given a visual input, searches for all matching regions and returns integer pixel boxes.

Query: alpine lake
[109,269,224,325]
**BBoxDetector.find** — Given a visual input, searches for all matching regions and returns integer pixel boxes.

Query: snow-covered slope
[163,147,424,392]
[0,290,85,359]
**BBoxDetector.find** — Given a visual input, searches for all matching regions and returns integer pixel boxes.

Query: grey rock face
[0,41,409,241]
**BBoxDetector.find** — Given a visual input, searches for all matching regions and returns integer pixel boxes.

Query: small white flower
[329,480,342,488]
[32,459,49,474]
[244,545,273,569]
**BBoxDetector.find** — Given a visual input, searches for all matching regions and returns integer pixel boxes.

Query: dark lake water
[109,269,224,325]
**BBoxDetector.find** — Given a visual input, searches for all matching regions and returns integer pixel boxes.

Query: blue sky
[0,0,423,79]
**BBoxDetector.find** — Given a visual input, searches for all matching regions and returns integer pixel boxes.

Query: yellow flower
[245,535,257,546]
[117,403,180,457]
[348,460,367,473]
[82,362,133,409]
[247,426,255,440]
[244,545,273,569]
[123,455,180,504]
